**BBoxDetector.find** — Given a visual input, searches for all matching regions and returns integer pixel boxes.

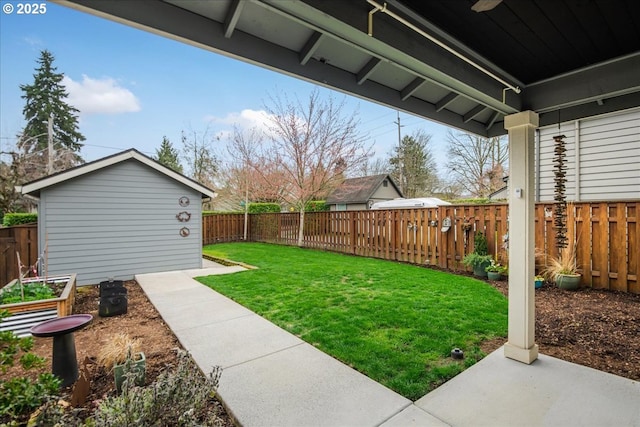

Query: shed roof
[326,174,402,204]
[18,148,216,199]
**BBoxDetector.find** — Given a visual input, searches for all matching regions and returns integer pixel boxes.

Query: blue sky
[0,1,453,171]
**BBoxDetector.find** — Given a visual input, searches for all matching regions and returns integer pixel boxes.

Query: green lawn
[198,242,507,400]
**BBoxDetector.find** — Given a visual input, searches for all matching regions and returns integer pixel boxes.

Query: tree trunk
[297,209,305,247]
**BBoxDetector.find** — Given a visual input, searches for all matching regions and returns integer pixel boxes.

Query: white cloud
[205,109,273,132]
[63,75,140,115]
[22,36,44,48]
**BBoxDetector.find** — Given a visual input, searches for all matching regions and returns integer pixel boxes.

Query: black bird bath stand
[31,314,93,387]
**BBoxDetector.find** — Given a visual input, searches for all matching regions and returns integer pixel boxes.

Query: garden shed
[18,148,215,286]
[326,174,403,211]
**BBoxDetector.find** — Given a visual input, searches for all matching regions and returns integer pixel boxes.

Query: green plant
[248,202,281,213]
[2,213,38,227]
[200,242,507,400]
[305,200,329,212]
[474,232,489,255]
[462,252,493,268]
[485,259,506,274]
[91,350,223,426]
[540,242,580,282]
[0,281,56,304]
[0,310,61,424]
[448,198,491,205]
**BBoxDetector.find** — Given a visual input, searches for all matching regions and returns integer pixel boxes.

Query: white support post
[503,110,539,364]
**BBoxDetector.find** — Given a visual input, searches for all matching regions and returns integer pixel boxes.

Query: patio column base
[504,342,539,364]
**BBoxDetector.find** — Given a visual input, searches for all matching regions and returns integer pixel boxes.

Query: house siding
[537,108,640,202]
[39,160,202,285]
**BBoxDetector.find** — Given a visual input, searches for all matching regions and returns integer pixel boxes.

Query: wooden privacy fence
[0,224,38,286]
[203,201,639,293]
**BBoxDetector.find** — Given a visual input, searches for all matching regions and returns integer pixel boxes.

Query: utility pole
[47,114,54,175]
[393,111,405,194]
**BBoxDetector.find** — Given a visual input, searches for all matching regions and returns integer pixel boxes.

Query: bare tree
[230,89,371,246]
[181,126,219,189]
[355,155,391,177]
[446,130,508,197]
[1,135,80,216]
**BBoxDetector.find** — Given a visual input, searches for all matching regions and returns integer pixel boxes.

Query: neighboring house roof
[326,174,402,204]
[18,148,216,199]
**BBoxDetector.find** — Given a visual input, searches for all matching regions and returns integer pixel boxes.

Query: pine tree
[155,136,183,174]
[19,50,85,154]
[388,130,439,198]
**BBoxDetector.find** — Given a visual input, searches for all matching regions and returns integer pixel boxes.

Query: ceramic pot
[487,271,502,280]
[556,274,581,290]
[114,352,146,392]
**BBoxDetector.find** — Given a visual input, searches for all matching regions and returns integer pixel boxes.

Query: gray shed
[19,148,215,285]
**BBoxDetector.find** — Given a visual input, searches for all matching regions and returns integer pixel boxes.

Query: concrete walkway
[136,263,640,427]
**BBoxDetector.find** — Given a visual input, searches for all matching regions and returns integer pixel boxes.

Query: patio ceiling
[56,0,640,137]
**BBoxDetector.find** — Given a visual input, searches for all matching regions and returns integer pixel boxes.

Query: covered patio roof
[55,0,640,135]
[54,0,639,368]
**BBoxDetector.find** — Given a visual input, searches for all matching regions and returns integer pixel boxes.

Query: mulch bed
[3,282,234,426]
[487,278,640,381]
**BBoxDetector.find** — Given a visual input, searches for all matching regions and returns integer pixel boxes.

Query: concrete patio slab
[144,282,243,308]
[135,271,204,295]
[175,313,304,369]
[153,299,253,332]
[219,343,411,427]
[379,405,449,427]
[415,347,640,426]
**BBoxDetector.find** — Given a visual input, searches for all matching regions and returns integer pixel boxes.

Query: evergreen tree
[20,50,85,154]
[388,130,439,198]
[155,136,183,174]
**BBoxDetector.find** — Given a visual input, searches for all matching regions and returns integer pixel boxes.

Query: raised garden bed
[0,274,77,336]
[1,274,77,317]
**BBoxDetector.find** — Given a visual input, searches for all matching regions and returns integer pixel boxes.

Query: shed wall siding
[39,160,202,285]
[371,182,402,200]
[537,108,640,202]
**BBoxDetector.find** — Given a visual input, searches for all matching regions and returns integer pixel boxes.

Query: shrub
[2,213,37,227]
[305,200,329,212]
[0,310,61,424]
[474,232,488,255]
[449,198,490,205]
[248,203,281,213]
[91,350,223,426]
[462,252,492,268]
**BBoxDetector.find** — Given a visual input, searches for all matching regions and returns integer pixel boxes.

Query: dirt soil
[6,277,640,423]
[6,281,234,426]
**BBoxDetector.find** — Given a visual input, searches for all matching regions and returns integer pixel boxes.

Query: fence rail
[0,224,38,286]
[203,201,639,294]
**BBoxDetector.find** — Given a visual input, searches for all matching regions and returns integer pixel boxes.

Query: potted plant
[541,243,581,290]
[97,333,145,393]
[534,275,545,289]
[462,232,492,277]
[485,260,506,280]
